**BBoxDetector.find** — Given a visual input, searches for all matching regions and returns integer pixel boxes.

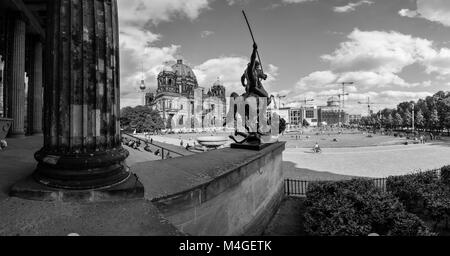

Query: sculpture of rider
[241,43,272,105]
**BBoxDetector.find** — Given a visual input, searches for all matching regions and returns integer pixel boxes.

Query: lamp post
[412,103,415,133]
[338,81,354,127]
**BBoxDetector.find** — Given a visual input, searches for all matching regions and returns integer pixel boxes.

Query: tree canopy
[358,91,450,133]
[120,106,165,133]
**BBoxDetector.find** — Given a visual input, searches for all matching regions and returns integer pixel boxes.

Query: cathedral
[145,60,227,131]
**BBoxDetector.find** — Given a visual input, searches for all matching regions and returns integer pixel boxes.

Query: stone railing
[136,142,286,236]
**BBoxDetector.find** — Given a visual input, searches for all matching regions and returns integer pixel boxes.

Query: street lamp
[411,103,415,133]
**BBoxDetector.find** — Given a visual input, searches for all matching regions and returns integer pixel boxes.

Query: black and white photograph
[1,0,450,247]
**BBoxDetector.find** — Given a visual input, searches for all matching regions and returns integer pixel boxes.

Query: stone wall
[152,142,285,236]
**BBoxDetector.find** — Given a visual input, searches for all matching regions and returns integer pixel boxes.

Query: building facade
[266,96,351,130]
[146,60,226,132]
[317,96,349,126]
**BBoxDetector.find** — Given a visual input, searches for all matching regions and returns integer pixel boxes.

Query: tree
[403,110,412,129]
[394,113,403,129]
[443,111,450,135]
[120,106,165,133]
[387,113,394,129]
[415,110,424,131]
[429,108,439,132]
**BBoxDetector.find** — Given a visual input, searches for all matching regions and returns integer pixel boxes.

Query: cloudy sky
[118,0,450,115]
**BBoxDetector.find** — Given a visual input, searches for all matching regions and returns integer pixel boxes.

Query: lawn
[280,132,408,148]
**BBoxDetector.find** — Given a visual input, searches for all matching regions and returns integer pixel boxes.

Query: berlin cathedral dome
[156,59,198,98]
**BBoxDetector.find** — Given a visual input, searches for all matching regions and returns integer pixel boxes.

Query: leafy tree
[394,113,403,129]
[120,106,165,133]
[444,112,450,136]
[302,119,310,128]
[387,113,394,129]
[429,108,439,132]
[415,110,424,130]
[403,110,412,129]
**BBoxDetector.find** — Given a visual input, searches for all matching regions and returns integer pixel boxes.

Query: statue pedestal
[230,142,273,151]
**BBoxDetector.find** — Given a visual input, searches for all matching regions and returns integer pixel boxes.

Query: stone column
[8,15,26,138]
[27,37,43,135]
[33,0,130,190]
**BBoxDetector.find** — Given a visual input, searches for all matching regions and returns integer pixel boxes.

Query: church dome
[161,62,174,73]
[172,59,197,80]
[213,78,223,87]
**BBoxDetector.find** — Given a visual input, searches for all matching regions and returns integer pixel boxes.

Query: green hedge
[304,179,434,236]
[386,169,450,230]
[441,166,450,186]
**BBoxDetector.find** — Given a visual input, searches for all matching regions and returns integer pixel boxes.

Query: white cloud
[423,48,450,75]
[201,30,215,38]
[296,71,337,90]
[119,27,180,107]
[193,57,279,96]
[322,29,435,74]
[296,69,423,92]
[118,0,210,27]
[226,0,251,5]
[398,0,450,27]
[117,0,213,107]
[398,8,418,18]
[333,1,374,13]
[282,0,316,3]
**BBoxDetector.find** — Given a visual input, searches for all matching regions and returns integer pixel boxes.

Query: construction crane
[338,82,354,109]
[358,97,384,116]
[284,98,314,107]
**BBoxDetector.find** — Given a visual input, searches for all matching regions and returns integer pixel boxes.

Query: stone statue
[228,43,274,148]
[241,43,272,106]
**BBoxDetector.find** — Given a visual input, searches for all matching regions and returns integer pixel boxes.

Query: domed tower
[172,59,198,98]
[208,78,226,101]
[157,62,177,94]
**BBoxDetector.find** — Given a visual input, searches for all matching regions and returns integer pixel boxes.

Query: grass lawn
[280,132,408,148]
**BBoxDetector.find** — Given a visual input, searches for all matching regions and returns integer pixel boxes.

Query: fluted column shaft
[27,38,43,135]
[34,0,129,190]
[8,16,26,138]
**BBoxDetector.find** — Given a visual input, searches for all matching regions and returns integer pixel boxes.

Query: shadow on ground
[282,161,357,181]
[263,197,307,236]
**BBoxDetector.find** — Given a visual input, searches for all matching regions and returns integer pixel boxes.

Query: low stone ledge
[134,142,286,236]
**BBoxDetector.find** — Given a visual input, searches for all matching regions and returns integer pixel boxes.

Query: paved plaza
[283,143,450,179]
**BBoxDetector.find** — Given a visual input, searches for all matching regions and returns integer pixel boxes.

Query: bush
[387,170,450,230]
[441,166,450,186]
[304,179,432,236]
[386,171,439,213]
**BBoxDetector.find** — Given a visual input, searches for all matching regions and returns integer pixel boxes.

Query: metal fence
[285,178,387,197]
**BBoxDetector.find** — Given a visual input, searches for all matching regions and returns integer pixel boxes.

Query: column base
[33,147,131,190]
[8,132,26,138]
[9,172,144,202]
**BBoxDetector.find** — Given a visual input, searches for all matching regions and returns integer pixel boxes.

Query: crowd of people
[121,136,173,159]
